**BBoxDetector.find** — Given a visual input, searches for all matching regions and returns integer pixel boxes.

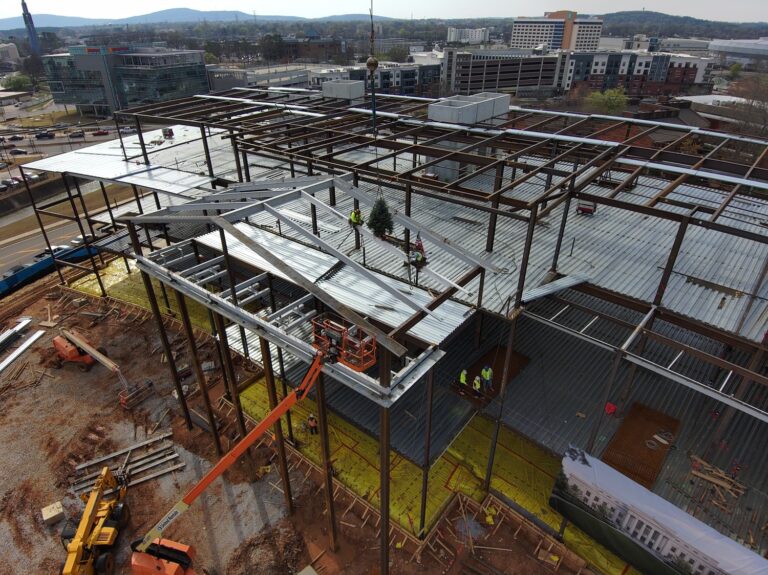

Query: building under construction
[13,83,768,574]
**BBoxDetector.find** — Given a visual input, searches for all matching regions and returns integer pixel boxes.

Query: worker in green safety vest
[349,208,363,227]
[481,365,493,393]
[459,369,467,387]
[472,375,482,396]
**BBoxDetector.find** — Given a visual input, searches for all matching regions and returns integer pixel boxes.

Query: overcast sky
[3,1,766,23]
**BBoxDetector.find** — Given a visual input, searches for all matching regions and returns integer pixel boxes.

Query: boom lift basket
[312,313,376,372]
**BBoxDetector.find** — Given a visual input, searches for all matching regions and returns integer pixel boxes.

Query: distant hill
[602,11,768,39]
[0,9,394,30]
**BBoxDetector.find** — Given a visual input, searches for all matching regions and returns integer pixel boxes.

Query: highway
[0,219,82,275]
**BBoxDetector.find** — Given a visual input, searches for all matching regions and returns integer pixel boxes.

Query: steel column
[379,347,392,575]
[315,373,339,550]
[128,224,192,430]
[134,116,151,165]
[259,336,294,514]
[213,312,249,443]
[175,289,223,455]
[418,368,435,538]
[21,166,64,284]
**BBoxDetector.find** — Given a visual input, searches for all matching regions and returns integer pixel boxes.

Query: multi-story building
[564,51,713,97]
[309,62,442,97]
[555,448,768,575]
[42,44,209,116]
[510,11,603,51]
[443,47,568,97]
[446,28,491,45]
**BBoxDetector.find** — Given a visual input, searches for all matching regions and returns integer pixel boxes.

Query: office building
[510,11,603,51]
[446,27,491,45]
[42,45,209,116]
[207,65,316,91]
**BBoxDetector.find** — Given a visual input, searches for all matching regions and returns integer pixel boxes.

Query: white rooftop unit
[322,80,365,101]
[428,93,510,124]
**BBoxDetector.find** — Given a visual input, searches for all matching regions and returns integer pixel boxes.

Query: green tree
[386,46,409,63]
[367,198,394,238]
[585,88,628,115]
[2,74,33,92]
[204,52,220,64]
[728,63,743,80]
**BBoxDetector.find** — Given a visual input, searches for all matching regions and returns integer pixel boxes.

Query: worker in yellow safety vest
[481,365,493,393]
[472,375,483,396]
[459,369,468,387]
[349,208,363,227]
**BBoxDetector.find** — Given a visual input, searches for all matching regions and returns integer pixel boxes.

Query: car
[9,149,28,155]
[68,130,85,138]
[70,234,95,246]
[0,162,7,169]
[0,136,5,142]
[8,134,24,141]
[119,127,137,135]
[1,178,18,187]
[26,173,41,182]
[35,131,56,139]
[0,184,7,193]
[93,129,110,136]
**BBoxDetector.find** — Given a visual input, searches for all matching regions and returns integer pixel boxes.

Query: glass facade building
[43,45,208,116]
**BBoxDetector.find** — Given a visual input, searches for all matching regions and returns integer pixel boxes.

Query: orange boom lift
[130,319,376,574]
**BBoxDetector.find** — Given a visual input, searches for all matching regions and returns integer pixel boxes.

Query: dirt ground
[0,281,561,574]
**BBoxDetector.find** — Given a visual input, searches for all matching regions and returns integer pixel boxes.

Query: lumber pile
[689,455,746,512]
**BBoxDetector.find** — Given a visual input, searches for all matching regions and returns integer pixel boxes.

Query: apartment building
[564,51,713,96]
[309,62,442,97]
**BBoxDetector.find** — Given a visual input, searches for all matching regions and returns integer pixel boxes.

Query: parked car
[35,130,56,139]
[68,130,85,139]
[93,129,110,136]
[0,162,7,169]
[1,178,19,187]
[0,136,5,142]
[0,184,8,193]
[2,143,15,149]
[9,149,28,155]
[8,134,24,141]
[119,127,137,135]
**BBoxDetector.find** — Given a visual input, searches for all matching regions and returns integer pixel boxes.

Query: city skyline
[0,0,765,24]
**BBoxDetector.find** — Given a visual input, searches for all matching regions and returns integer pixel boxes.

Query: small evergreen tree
[367,197,394,238]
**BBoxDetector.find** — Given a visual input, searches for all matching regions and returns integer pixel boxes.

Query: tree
[204,52,220,64]
[728,63,743,80]
[2,74,33,92]
[367,197,394,238]
[584,88,628,115]
[729,73,768,137]
[387,46,409,63]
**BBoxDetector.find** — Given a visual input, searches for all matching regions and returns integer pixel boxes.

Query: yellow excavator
[60,465,130,575]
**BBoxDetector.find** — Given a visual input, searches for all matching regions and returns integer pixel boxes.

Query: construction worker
[472,375,483,396]
[409,249,425,267]
[349,207,363,227]
[481,365,493,393]
[459,369,468,388]
[308,414,318,435]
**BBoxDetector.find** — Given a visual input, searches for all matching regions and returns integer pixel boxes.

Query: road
[0,220,82,275]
